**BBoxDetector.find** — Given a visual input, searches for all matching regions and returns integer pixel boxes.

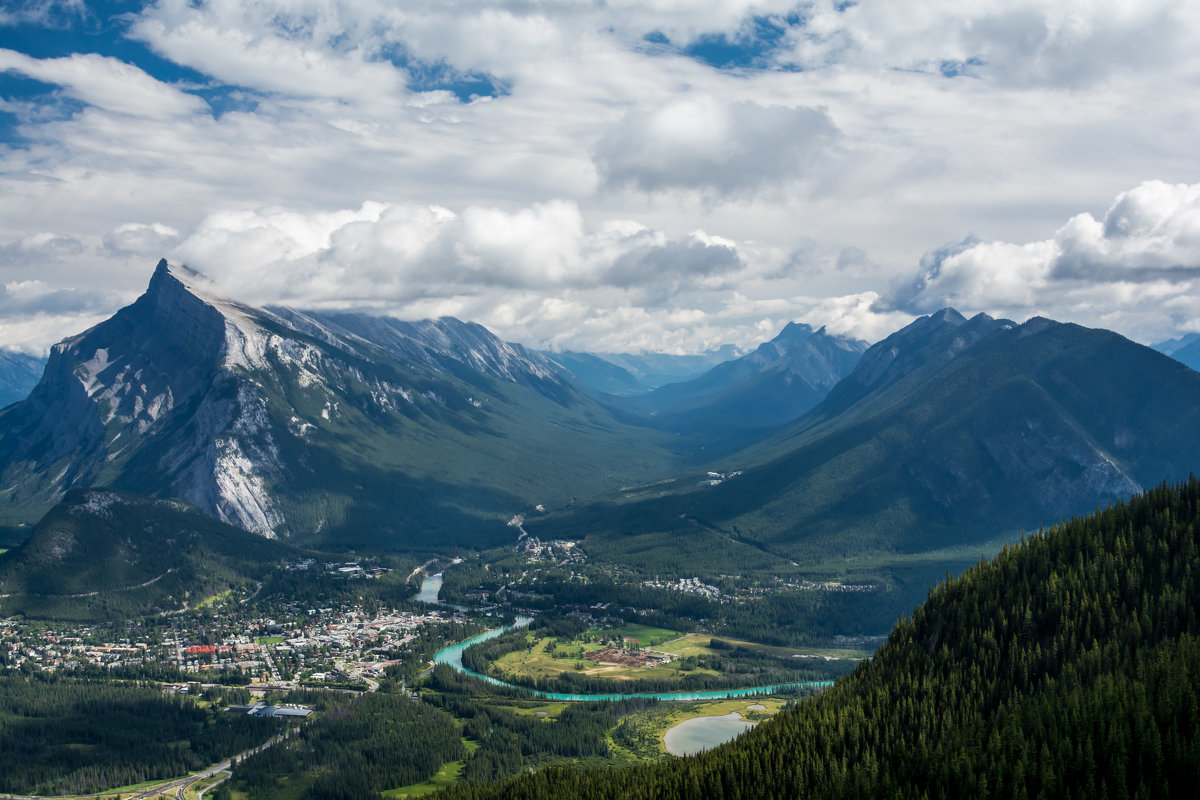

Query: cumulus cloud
[882,181,1200,341]
[2,0,1200,355]
[102,223,181,257]
[0,279,110,315]
[174,199,752,306]
[595,98,839,196]
[0,232,85,265]
[150,198,917,354]
[785,0,1189,88]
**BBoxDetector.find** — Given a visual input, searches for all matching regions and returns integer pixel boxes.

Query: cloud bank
[1,0,1199,353]
[885,181,1200,342]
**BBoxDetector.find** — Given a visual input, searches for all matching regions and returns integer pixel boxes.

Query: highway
[0,730,296,800]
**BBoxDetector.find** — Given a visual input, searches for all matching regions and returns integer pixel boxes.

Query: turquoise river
[421,574,834,702]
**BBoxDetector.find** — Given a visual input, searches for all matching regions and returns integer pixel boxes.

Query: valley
[3,262,1200,798]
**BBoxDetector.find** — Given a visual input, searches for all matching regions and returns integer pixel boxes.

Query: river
[415,573,834,702]
[414,572,444,604]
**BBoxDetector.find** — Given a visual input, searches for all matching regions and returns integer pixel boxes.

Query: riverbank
[431,620,833,702]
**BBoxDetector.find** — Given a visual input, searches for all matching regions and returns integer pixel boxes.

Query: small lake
[662,712,757,756]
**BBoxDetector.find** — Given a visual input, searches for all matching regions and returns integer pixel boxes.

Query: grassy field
[599,624,681,647]
[384,739,479,797]
[184,773,229,800]
[492,635,721,683]
[656,633,874,662]
[256,636,286,645]
[500,700,570,718]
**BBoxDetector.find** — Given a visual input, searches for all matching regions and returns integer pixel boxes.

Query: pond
[662,712,757,756]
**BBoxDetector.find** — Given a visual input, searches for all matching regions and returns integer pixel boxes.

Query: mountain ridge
[0,260,681,548]
[536,310,1200,570]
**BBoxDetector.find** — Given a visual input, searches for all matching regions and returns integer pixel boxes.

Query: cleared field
[501,701,569,718]
[492,636,720,683]
[597,624,681,647]
[655,633,873,662]
[384,739,479,797]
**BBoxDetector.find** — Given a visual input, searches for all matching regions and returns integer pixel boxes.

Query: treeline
[380,620,487,686]
[230,692,464,800]
[423,666,659,783]
[438,478,1200,799]
[442,558,905,645]
[0,673,274,795]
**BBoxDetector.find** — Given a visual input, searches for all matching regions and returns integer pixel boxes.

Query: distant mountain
[541,347,743,395]
[611,322,868,439]
[0,489,291,620]
[0,260,679,549]
[550,310,1200,565]
[0,350,45,408]
[455,478,1200,799]
[1152,332,1200,371]
[540,351,649,395]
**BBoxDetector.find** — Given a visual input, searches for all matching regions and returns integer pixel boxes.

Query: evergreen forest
[438,478,1200,799]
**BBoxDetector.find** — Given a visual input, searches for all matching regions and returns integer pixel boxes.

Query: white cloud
[0,49,205,118]
[886,181,1200,342]
[102,222,181,257]
[173,199,752,305]
[0,232,84,264]
[785,0,1191,88]
[129,1,409,103]
[1,0,1200,354]
[595,98,839,196]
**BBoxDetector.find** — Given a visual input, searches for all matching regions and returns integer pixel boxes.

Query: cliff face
[0,260,641,545]
[0,260,286,535]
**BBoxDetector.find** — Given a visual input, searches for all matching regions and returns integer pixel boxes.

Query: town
[1,598,470,692]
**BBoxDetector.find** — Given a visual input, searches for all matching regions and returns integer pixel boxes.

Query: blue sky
[1,0,1199,354]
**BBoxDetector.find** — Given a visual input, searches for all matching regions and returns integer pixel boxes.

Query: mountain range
[1152,332,1200,372]
[3,259,1200,572]
[606,321,867,445]
[541,346,742,396]
[538,308,1200,568]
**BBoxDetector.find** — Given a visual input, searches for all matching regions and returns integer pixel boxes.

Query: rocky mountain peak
[136,260,228,365]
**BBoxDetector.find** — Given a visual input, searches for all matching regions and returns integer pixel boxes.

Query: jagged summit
[609,320,868,443]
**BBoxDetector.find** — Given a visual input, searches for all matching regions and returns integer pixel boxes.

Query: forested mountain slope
[551,313,1200,567]
[0,489,291,620]
[445,479,1200,799]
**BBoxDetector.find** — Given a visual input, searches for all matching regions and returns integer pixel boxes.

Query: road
[0,730,296,800]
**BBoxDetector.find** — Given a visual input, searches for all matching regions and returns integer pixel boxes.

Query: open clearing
[491,635,720,683]
[384,739,479,797]
[655,633,874,662]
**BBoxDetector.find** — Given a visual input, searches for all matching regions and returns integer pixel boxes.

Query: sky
[1,0,1199,356]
